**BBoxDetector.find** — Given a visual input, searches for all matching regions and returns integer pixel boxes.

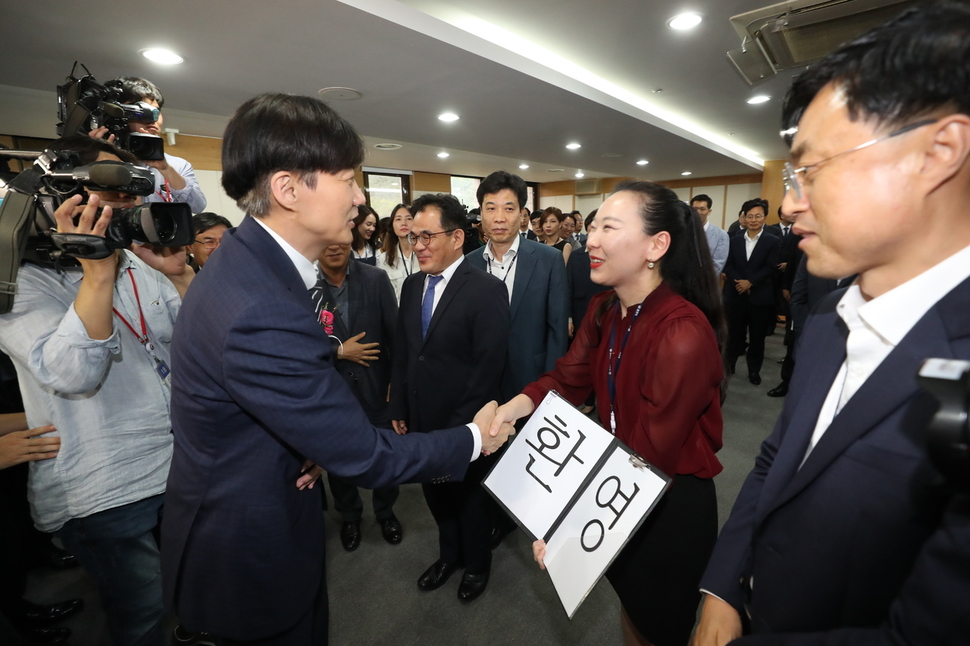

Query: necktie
[422,275,443,339]
[309,270,327,315]
[783,226,789,236]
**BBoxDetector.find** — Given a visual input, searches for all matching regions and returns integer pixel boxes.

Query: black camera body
[56,63,166,161]
[0,148,192,314]
[918,358,970,492]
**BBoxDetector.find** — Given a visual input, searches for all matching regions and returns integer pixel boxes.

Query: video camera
[918,359,970,492]
[56,62,166,161]
[0,147,192,314]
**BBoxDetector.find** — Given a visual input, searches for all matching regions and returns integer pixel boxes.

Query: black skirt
[606,474,718,646]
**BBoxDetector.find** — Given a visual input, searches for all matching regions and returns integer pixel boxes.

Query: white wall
[574,194,603,219]
[195,170,247,225]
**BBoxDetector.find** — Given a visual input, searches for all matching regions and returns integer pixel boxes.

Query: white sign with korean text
[543,445,668,618]
[484,392,614,541]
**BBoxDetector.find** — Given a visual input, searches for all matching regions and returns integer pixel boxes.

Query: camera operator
[93,76,207,214]
[0,135,194,646]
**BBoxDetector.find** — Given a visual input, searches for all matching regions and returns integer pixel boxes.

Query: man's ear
[453,227,465,249]
[920,114,970,193]
[270,171,299,211]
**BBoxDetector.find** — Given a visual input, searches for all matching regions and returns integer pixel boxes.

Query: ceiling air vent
[727,0,917,87]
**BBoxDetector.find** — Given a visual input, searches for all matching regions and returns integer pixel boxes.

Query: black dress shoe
[44,545,79,571]
[767,382,789,397]
[417,560,460,591]
[379,515,403,545]
[748,372,762,385]
[457,571,489,603]
[22,627,71,646]
[340,520,361,552]
[14,599,84,627]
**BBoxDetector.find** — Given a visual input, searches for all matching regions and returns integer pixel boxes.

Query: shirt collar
[429,254,465,282]
[745,227,764,242]
[838,243,970,346]
[703,221,710,232]
[484,234,521,264]
[253,217,319,290]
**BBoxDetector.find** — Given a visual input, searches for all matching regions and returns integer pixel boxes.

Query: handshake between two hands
[472,400,518,455]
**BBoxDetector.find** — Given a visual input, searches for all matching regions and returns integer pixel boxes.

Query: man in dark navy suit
[723,198,781,385]
[161,94,513,645]
[695,3,970,643]
[390,193,510,604]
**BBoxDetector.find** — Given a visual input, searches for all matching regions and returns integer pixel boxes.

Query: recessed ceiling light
[667,12,702,31]
[681,171,692,176]
[547,168,565,173]
[519,164,529,170]
[438,112,460,122]
[566,142,582,150]
[636,160,649,166]
[141,48,183,65]
[601,153,622,158]
[747,95,771,105]
[373,143,403,150]
[437,152,450,159]
[318,87,363,101]
[575,172,585,178]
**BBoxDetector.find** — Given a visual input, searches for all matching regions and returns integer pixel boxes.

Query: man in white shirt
[695,3,970,644]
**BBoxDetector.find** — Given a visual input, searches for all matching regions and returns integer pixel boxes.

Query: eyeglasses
[407,229,455,246]
[194,238,221,250]
[782,118,938,201]
[742,213,766,220]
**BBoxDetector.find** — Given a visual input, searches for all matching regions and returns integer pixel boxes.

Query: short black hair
[740,198,769,215]
[192,212,232,236]
[477,171,527,209]
[584,210,597,230]
[221,93,365,217]
[562,212,578,225]
[411,193,468,232]
[690,194,713,209]
[782,1,970,141]
[50,135,139,166]
[106,77,165,108]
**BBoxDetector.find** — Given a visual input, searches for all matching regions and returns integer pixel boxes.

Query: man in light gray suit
[691,194,729,275]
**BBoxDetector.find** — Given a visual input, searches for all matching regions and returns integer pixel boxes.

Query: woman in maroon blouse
[492,181,726,646]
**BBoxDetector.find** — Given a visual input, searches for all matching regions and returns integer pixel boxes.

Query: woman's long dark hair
[351,205,381,254]
[594,181,727,353]
[380,203,411,267]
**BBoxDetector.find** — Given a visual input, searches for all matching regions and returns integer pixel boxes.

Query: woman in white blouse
[351,205,380,264]
[375,204,419,303]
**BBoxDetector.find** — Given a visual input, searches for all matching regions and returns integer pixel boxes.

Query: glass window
[364,173,411,218]
[450,176,481,213]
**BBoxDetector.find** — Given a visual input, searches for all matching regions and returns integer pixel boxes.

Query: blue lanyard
[606,300,643,435]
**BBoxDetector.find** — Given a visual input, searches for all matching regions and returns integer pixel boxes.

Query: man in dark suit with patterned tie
[162,94,512,645]
[389,193,510,604]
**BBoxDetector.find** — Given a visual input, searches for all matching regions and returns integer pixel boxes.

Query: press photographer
[92,76,207,213]
[0,135,193,646]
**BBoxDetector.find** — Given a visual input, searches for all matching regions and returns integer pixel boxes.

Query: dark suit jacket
[722,232,781,306]
[465,240,569,400]
[565,247,609,332]
[389,262,510,433]
[162,217,472,639]
[700,276,970,644]
[318,261,397,425]
[789,255,845,334]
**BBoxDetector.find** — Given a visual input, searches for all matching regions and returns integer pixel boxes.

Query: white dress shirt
[802,243,970,464]
[482,235,521,303]
[421,254,465,315]
[744,227,764,260]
